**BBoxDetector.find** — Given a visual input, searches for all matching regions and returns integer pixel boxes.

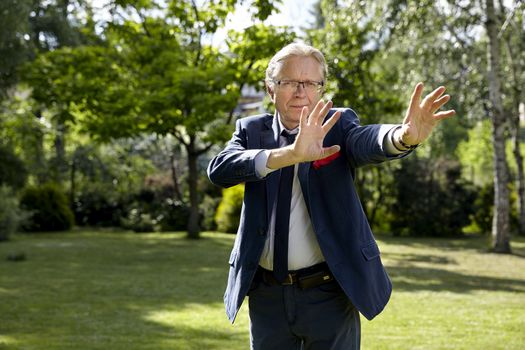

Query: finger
[316,100,334,125]
[408,82,424,114]
[431,94,450,112]
[434,109,456,120]
[321,145,341,158]
[321,110,341,134]
[422,86,446,109]
[300,106,309,128]
[308,99,325,125]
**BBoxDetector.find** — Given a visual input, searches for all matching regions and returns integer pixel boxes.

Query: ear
[266,83,276,103]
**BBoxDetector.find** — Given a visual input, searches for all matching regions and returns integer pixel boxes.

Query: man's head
[265,43,328,129]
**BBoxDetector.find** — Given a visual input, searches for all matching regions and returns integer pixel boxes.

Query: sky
[213,0,317,47]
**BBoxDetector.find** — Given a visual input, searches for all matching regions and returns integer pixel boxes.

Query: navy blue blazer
[207,108,407,322]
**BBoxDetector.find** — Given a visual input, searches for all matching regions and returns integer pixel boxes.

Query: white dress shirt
[255,114,404,271]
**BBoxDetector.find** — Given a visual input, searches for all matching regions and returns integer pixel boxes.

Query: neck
[277,114,298,131]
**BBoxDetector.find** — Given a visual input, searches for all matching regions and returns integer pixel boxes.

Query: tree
[498,1,525,235]
[23,0,294,238]
[485,0,511,253]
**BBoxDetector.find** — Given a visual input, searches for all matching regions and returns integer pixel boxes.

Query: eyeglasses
[273,80,324,94]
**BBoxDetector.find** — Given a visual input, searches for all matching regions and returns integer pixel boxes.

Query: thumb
[321,145,340,159]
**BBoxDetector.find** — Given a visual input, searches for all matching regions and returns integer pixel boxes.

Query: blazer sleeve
[207,118,265,188]
[339,108,410,168]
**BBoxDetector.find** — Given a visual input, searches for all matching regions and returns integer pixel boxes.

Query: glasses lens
[278,81,322,93]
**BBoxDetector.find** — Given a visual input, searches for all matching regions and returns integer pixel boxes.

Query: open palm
[400,83,456,145]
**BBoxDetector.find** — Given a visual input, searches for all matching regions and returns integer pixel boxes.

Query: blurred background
[1,1,525,349]
[0,0,523,247]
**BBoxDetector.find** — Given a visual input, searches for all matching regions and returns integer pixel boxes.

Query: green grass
[0,231,524,349]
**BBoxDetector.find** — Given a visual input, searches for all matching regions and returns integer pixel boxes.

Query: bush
[158,199,190,231]
[118,188,190,233]
[390,158,476,237]
[20,183,74,232]
[215,184,244,233]
[470,183,494,235]
[0,186,28,241]
[120,208,159,233]
[73,190,125,227]
[0,144,27,190]
[201,195,221,231]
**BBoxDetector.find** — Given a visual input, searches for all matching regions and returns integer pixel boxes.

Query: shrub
[73,190,125,227]
[0,144,27,190]
[0,186,28,241]
[158,199,191,231]
[20,183,74,232]
[215,184,244,233]
[470,183,494,235]
[120,208,159,233]
[201,195,220,231]
[390,158,476,237]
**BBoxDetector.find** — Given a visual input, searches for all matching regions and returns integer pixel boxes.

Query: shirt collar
[276,112,299,135]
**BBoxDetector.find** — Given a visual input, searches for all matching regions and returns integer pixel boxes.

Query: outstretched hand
[399,83,456,146]
[292,100,341,162]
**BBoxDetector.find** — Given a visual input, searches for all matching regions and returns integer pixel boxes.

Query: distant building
[233,85,267,117]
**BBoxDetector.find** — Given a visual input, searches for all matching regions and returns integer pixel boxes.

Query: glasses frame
[273,79,325,94]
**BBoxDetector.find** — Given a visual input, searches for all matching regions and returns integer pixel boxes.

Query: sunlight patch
[144,303,224,328]
[0,335,18,346]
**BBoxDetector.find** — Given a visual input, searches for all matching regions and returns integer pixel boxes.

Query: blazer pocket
[361,241,380,261]
[228,249,238,267]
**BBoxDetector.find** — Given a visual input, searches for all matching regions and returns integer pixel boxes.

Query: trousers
[248,275,361,350]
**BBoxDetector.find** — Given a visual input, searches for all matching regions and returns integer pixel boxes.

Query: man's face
[267,55,324,130]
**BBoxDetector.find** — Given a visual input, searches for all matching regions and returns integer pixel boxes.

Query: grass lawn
[0,231,524,349]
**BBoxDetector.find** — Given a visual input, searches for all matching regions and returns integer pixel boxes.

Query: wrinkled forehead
[274,55,325,81]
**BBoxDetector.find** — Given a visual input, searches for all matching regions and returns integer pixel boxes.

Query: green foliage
[470,183,494,235]
[390,157,477,237]
[18,0,292,238]
[307,1,404,124]
[456,119,493,186]
[0,186,28,241]
[20,183,74,232]
[0,143,27,190]
[215,184,244,233]
[120,188,190,233]
[0,0,32,97]
[120,209,159,233]
[73,190,125,227]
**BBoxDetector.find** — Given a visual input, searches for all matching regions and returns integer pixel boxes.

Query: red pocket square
[312,151,341,170]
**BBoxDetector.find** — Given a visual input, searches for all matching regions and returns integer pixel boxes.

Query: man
[207,43,455,349]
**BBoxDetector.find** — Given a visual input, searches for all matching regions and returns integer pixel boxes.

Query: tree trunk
[70,154,76,208]
[170,150,184,203]
[500,3,525,235]
[53,122,67,182]
[485,0,512,253]
[186,137,201,239]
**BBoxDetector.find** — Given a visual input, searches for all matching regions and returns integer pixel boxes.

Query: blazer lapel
[262,116,280,224]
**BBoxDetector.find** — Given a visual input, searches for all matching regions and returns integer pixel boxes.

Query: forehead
[276,56,324,80]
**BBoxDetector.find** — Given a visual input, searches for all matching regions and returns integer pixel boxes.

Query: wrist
[267,145,301,169]
[393,126,419,151]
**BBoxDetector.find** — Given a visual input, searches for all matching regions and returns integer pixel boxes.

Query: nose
[293,83,307,97]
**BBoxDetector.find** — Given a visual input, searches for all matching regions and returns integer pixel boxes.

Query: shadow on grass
[0,232,244,349]
[388,265,525,293]
[2,232,524,348]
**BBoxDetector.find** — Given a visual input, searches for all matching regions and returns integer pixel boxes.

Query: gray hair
[265,43,328,88]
